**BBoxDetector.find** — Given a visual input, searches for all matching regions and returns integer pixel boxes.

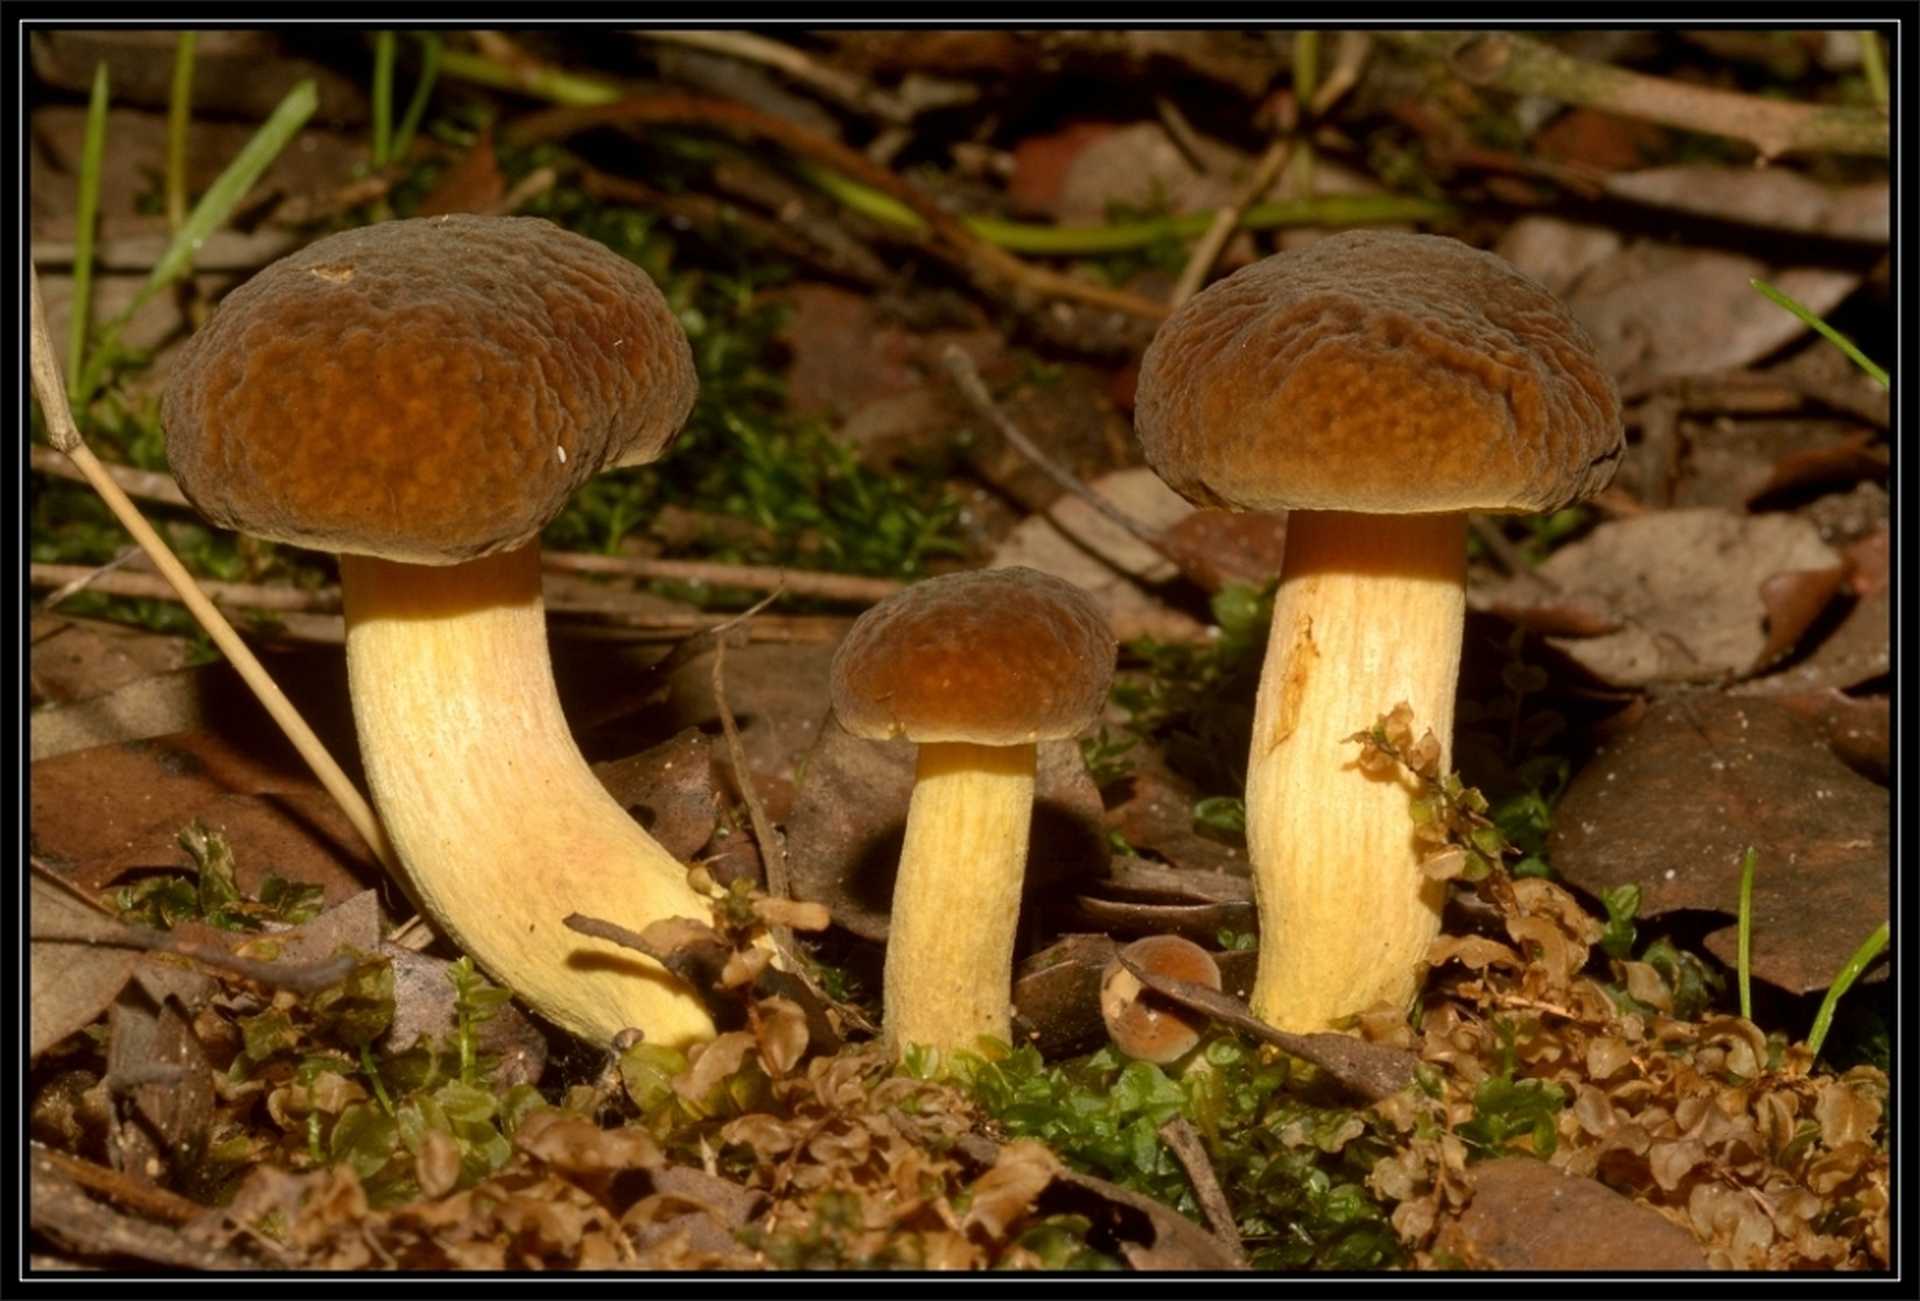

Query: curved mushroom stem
[1244,509,1464,1032]
[339,543,717,1049]
[883,739,1036,1062]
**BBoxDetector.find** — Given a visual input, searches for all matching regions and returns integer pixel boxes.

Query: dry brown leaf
[1437,1156,1709,1270]
[1521,508,1842,687]
[960,1139,1059,1238]
[1551,694,1888,993]
[514,1109,662,1176]
[1603,167,1888,242]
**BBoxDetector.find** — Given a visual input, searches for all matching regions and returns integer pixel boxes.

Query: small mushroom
[163,215,718,1048]
[1100,934,1222,1064]
[1134,231,1622,1033]
[829,567,1116,1062]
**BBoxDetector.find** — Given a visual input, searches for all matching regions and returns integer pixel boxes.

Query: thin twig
[30,446,907,606]
[37,547,144,611]
[1156,1115,1249,1268]
[1153,94,1219,175]
[544,550,904,604]
[28,265,399,877]
[31,1143,205,1226]
[1169,125,1296,309]
[635,29,912,123]
[30,443,190,506]
[32,562,337,612]
[1310,32,1374,117]
[486,164,558,215]
[506,94,1169,322]
[708,593,798,961]
[34,915,360,996]
[562,910,661,959]
[1383,29,1888,161]
[940,345,1177,562]
[30,1158,260,1271]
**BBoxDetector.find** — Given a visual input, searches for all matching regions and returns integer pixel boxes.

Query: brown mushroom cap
[1100,934,1222,1064]
[1134,230,1622,517]
[830,567,1116,746]
[163,215,696,565]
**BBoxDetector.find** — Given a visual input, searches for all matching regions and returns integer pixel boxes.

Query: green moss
[949,1036,1406,1271]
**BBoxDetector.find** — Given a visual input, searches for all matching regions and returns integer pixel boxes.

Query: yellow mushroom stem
[882,738,1037,1061]
[1245,509,1465,1032]
[339,542,717,1049]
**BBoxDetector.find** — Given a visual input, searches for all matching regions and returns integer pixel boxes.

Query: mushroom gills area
[1245,509,1465,1032]
[883,739,1037,1061]
[340,544,717,1048]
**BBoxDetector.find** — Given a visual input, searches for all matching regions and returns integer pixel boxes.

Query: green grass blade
[67,61,110,404]
[166,32,197,232]
[135,78,318,312]
[76,79,319,405]
[1858,31,1888,109]
[798,159,1454,255]
[1751,278,1890,389]
[1805,921,1889,1059]
[1736,847,1757,1020]
[371,31,396,167]
[391,33,443,163]
[438,47,621,107]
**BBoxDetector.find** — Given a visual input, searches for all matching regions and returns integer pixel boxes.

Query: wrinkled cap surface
[831,567,1116,746]
[1134,231,1622,516]
[163,215,696,564]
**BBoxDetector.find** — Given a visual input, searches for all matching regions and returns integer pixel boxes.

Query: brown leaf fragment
[1842,525,1889,597]
[29,611,198,709]
[1753,566,1848,671]
[106,981,213,1180]
[1428,933,1522,973]
[1116,950,1417,1102]
[1049,1163,1246,1272]
[1155,507,1291,592]
[1746,429,1889,507]
[1740,573,1890,696]
[1763,689,1888,782]
[30,1151,262,1270]
[265,888,382,965]
[677,1031,758,1107]
[29,876,139,1057]
[752,896,831,932]
[1602,166,1889,242]
[1437,1157,1709,1270]
[1549,695,1888,993]
[1106,766,1250,876]
[753,996,811,1077]
[1524,509,1841,688]
[514,1109,662,1175]
[785,716,1106,939]
[379,944,548,1088]
[413,126,504,216]
[591,728,719,863]
[414,1127,462,1200]
[961,1139,1059,1238]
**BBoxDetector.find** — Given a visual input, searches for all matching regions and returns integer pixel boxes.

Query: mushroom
[1100,934,1222,1064]
[162,215,719,1048]
[829,567,1116,1062]
[1133,230,1622,1033]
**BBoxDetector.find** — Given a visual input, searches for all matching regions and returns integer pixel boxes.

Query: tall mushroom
[828,567,1115,1062]
[163,215,718,1048]
[1134,231,1622,1033]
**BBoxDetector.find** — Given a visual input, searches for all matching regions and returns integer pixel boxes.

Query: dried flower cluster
[1349,708,1889,1270]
